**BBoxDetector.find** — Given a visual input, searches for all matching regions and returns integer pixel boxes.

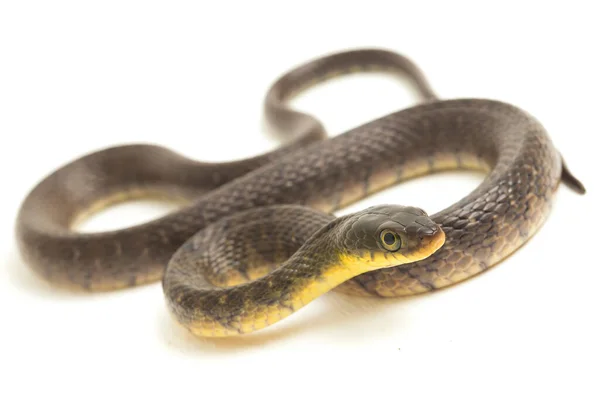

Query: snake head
[336,204,445,271]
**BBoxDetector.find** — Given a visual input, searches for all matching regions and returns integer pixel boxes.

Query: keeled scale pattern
[16,99,562,297]
[164,206,341,335]
[166,98,562,298]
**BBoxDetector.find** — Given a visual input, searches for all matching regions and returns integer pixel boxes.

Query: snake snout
[419,225,446,253]
[395,224,445,263]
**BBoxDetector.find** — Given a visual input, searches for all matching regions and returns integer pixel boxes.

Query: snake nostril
[419,225,443,240]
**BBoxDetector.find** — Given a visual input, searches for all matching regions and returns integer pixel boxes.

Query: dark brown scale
[164,204,443,335]
[15,48,584,308]
[164,206,339,331]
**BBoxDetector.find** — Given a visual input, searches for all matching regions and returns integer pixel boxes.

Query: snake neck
[267,223,360,309]
[168,218,366,337]
[252,217,354,301]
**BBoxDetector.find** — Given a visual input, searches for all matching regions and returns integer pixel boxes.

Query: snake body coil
[15,49,585,337]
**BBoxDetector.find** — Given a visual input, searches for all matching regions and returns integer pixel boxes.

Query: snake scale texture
[15,49,585,337]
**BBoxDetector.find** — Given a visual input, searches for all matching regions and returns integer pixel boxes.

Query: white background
[1,1,598,399]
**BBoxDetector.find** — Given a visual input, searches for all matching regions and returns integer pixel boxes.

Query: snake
[15,48,586,337]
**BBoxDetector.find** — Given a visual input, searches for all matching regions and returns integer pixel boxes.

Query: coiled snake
[15,49,585,337]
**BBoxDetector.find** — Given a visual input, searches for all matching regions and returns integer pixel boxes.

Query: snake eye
[380,229,401,252]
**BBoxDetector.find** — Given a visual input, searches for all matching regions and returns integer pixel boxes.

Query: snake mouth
[408,226,446,262]
[428,227,446,251]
